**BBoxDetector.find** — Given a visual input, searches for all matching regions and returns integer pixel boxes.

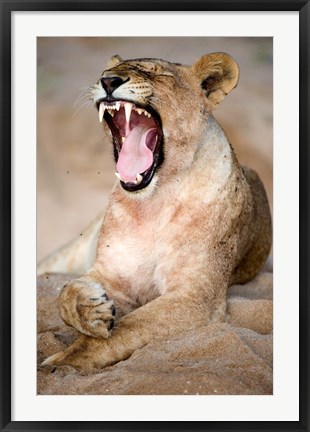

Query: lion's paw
[60,279,116,339]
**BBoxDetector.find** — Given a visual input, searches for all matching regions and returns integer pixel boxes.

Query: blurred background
[37,37,272,262]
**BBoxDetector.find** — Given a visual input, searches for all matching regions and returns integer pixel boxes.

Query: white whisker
[74,87,93,108]
[74,95,91,108]
[72,98,93,118]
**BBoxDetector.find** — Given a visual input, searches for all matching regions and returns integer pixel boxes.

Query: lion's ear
[192,52,239,108]
[107,54,123,69]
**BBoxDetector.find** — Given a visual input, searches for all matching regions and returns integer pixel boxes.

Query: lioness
[40,53,272,371]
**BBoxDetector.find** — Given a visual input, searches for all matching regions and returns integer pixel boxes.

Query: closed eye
[155,72,175,78]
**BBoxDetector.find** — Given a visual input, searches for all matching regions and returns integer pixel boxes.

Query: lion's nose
[100,76,126,95]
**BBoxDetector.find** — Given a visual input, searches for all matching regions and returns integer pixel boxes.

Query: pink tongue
[116,126,156,183]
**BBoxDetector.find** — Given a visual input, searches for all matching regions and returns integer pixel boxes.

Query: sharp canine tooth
[124,103,133,124]
[99,103,105,122]
[121,137,125,144]
[115,172,122,180]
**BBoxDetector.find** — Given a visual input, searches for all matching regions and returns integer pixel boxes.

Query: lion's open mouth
[96,100,163,192]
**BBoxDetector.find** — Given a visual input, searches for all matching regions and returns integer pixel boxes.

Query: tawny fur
[39,53,272,372]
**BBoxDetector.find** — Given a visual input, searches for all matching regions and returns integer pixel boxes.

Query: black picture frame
[1,1,309,431]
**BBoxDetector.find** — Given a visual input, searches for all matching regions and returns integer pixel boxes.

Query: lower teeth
[114,172,143,185]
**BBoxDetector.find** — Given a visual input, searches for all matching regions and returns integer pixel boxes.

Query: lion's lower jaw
[120,174,159,200]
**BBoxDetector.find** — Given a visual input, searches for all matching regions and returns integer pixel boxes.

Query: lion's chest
[101,234,159,304]
[96,198,207,303]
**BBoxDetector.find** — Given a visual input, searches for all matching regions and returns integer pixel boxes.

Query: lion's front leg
[42,278,228,371]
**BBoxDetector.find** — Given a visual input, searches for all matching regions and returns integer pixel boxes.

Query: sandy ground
[38,267,273,395]
[37,37,272,261]
[37,37,273,395]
